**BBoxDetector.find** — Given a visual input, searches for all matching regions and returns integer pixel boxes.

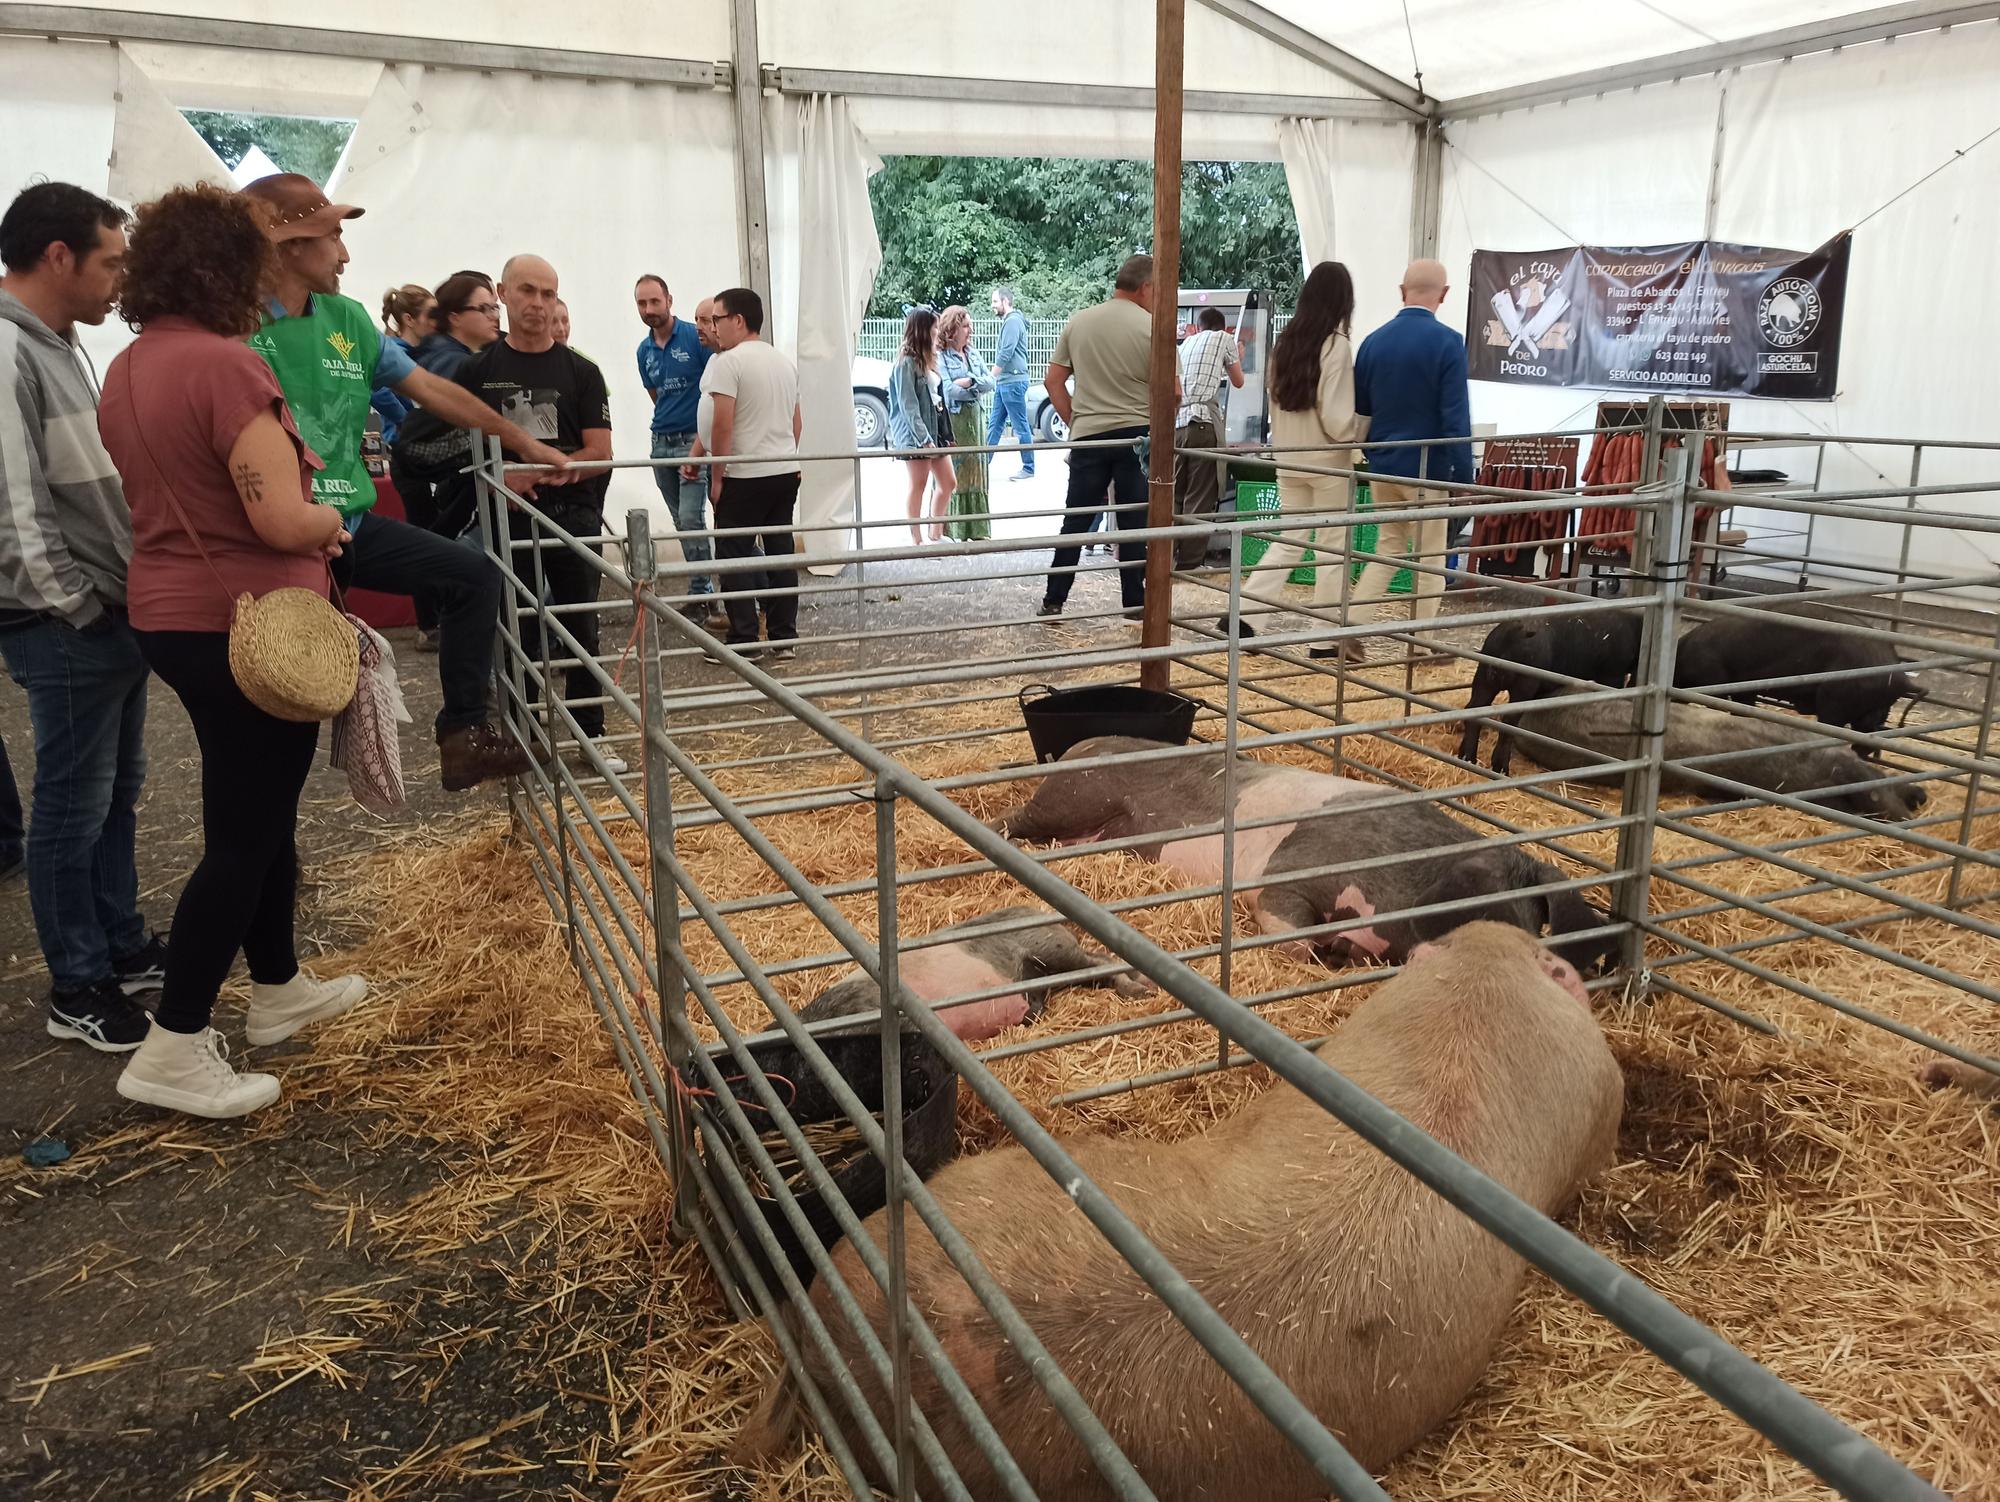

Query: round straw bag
[227,588,359,722]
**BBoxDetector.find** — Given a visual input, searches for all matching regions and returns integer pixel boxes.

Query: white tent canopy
[3,0,1996,574]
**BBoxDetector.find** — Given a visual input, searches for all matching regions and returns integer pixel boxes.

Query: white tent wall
[841,96,1288,163]
[1712,23,2000,583]
[1436,23,2000,584]
[1435,76,1726,440]
[108,46,233,203]
[766,93,883,567]
[330,63,743,547]
[0,37,119,388]
[0,36,235,377]
[1279,117,1415,341]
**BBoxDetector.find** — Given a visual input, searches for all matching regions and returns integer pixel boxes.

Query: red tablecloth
[347,475,418,630]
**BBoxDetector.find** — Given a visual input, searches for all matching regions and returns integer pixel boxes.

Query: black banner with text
[1465,236,1850,400]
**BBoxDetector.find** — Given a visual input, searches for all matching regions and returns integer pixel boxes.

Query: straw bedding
[299,649,1996,1499]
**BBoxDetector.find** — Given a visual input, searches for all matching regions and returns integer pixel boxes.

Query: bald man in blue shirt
[1352,258,1473,626]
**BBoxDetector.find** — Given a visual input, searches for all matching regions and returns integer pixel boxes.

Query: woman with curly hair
[885,306,954,544]
[935,305,994,540]
[96,184,367,1119]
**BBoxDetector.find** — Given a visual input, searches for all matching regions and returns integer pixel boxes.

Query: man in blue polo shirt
[634,274,717,622]
[1350,257,1473,628]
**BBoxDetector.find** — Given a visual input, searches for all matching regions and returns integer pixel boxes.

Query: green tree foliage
[182,111,356,186]
[867,156,1302,317]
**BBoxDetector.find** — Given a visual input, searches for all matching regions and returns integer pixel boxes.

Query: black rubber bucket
[685,1031,960,1299]
[1018,682,1200,763]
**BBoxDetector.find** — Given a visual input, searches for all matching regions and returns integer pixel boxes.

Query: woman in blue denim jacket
[886,307,956,543]
[935,305,996,540]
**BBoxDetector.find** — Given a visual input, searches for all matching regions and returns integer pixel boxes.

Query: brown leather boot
[438,722,537,791]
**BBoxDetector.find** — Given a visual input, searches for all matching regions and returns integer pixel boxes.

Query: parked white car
[852,355,891,447]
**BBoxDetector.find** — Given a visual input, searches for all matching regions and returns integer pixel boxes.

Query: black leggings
[136,631,319,1034]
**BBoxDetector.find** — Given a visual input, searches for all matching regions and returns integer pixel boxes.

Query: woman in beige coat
[1265,262,1364,660]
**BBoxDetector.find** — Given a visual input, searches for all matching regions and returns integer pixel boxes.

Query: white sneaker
[245,969,368,1046]
[594,744,630,777]
[117,1024,281,1118]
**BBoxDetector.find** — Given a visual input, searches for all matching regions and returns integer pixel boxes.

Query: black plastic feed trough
[686,1031,960,1297]
[1018,682,1200,763]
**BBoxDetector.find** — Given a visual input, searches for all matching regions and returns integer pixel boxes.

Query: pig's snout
[1541,951,1591,1009]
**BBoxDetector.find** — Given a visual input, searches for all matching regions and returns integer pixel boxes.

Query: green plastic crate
[1230,480,1414,593]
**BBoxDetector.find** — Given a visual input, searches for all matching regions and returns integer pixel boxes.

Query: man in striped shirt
[1171,306,1243,567]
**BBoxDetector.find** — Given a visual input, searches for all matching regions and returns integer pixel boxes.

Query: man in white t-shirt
[700,287,803,657]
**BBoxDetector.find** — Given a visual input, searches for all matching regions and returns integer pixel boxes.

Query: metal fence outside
[858,313,1294,372]
[463,405,1992,1500]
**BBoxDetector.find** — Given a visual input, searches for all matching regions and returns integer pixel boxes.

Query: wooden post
[1140,0,1185,692]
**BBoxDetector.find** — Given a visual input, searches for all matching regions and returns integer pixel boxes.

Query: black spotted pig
[989,734,1380,887]
[794,906,1152,1042]
[1512,698,1927,822]
[1457,613,1643,773]
[1253,796,1615,976]
[732,923,1624,1500]
[990,736,1613,973]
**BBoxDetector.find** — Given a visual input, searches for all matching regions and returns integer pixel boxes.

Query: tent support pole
[1703,77,1731,239]
[1408,120,1444,261]
[730,0,772,309]
[1142,0,1186,693]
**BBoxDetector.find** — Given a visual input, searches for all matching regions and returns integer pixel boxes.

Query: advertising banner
[1466,236,1851,399]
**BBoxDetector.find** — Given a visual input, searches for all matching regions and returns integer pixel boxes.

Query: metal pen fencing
[459,397,1995,1500]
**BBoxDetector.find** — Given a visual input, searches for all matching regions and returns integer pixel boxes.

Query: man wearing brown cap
[241,173,565,790]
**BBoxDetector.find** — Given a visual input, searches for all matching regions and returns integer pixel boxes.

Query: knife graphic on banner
[1514,289,1571,358]
[1491,290,1529,353]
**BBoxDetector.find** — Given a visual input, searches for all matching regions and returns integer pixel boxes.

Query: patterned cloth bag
[329,615,411,816]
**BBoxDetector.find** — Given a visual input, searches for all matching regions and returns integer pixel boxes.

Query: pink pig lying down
[989,735,1617,975]
[793,906,1153,1042]
[731,922,1622,1500]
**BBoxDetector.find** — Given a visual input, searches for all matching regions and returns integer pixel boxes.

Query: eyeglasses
[462,302,500,316]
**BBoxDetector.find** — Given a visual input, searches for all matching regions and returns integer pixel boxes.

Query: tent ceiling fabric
[1254,1,1932,103]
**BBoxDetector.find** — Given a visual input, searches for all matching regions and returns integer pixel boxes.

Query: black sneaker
[113,932,168,998]
[1036,600,1062,619]
[47,978,151,1053]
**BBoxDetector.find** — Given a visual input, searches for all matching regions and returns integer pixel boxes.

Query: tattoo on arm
[231,462,266,505]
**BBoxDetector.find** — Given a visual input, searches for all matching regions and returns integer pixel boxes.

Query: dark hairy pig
[1511,697,1926,821]
[1674,601,1922,740]
[1457,613,1643,773]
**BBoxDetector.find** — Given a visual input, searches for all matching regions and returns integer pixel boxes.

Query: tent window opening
[182,111,357,188]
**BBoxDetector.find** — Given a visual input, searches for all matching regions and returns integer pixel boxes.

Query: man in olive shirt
[1038,254,1167,618]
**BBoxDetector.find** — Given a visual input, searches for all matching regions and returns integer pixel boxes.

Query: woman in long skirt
[936,306,994,541]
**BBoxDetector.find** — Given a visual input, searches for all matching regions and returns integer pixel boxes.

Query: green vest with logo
[248,293,381,517]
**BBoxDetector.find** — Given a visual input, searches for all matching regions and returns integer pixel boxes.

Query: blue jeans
[651,430,714,595]
[0,616,149,991]
[987,380,1035,474]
